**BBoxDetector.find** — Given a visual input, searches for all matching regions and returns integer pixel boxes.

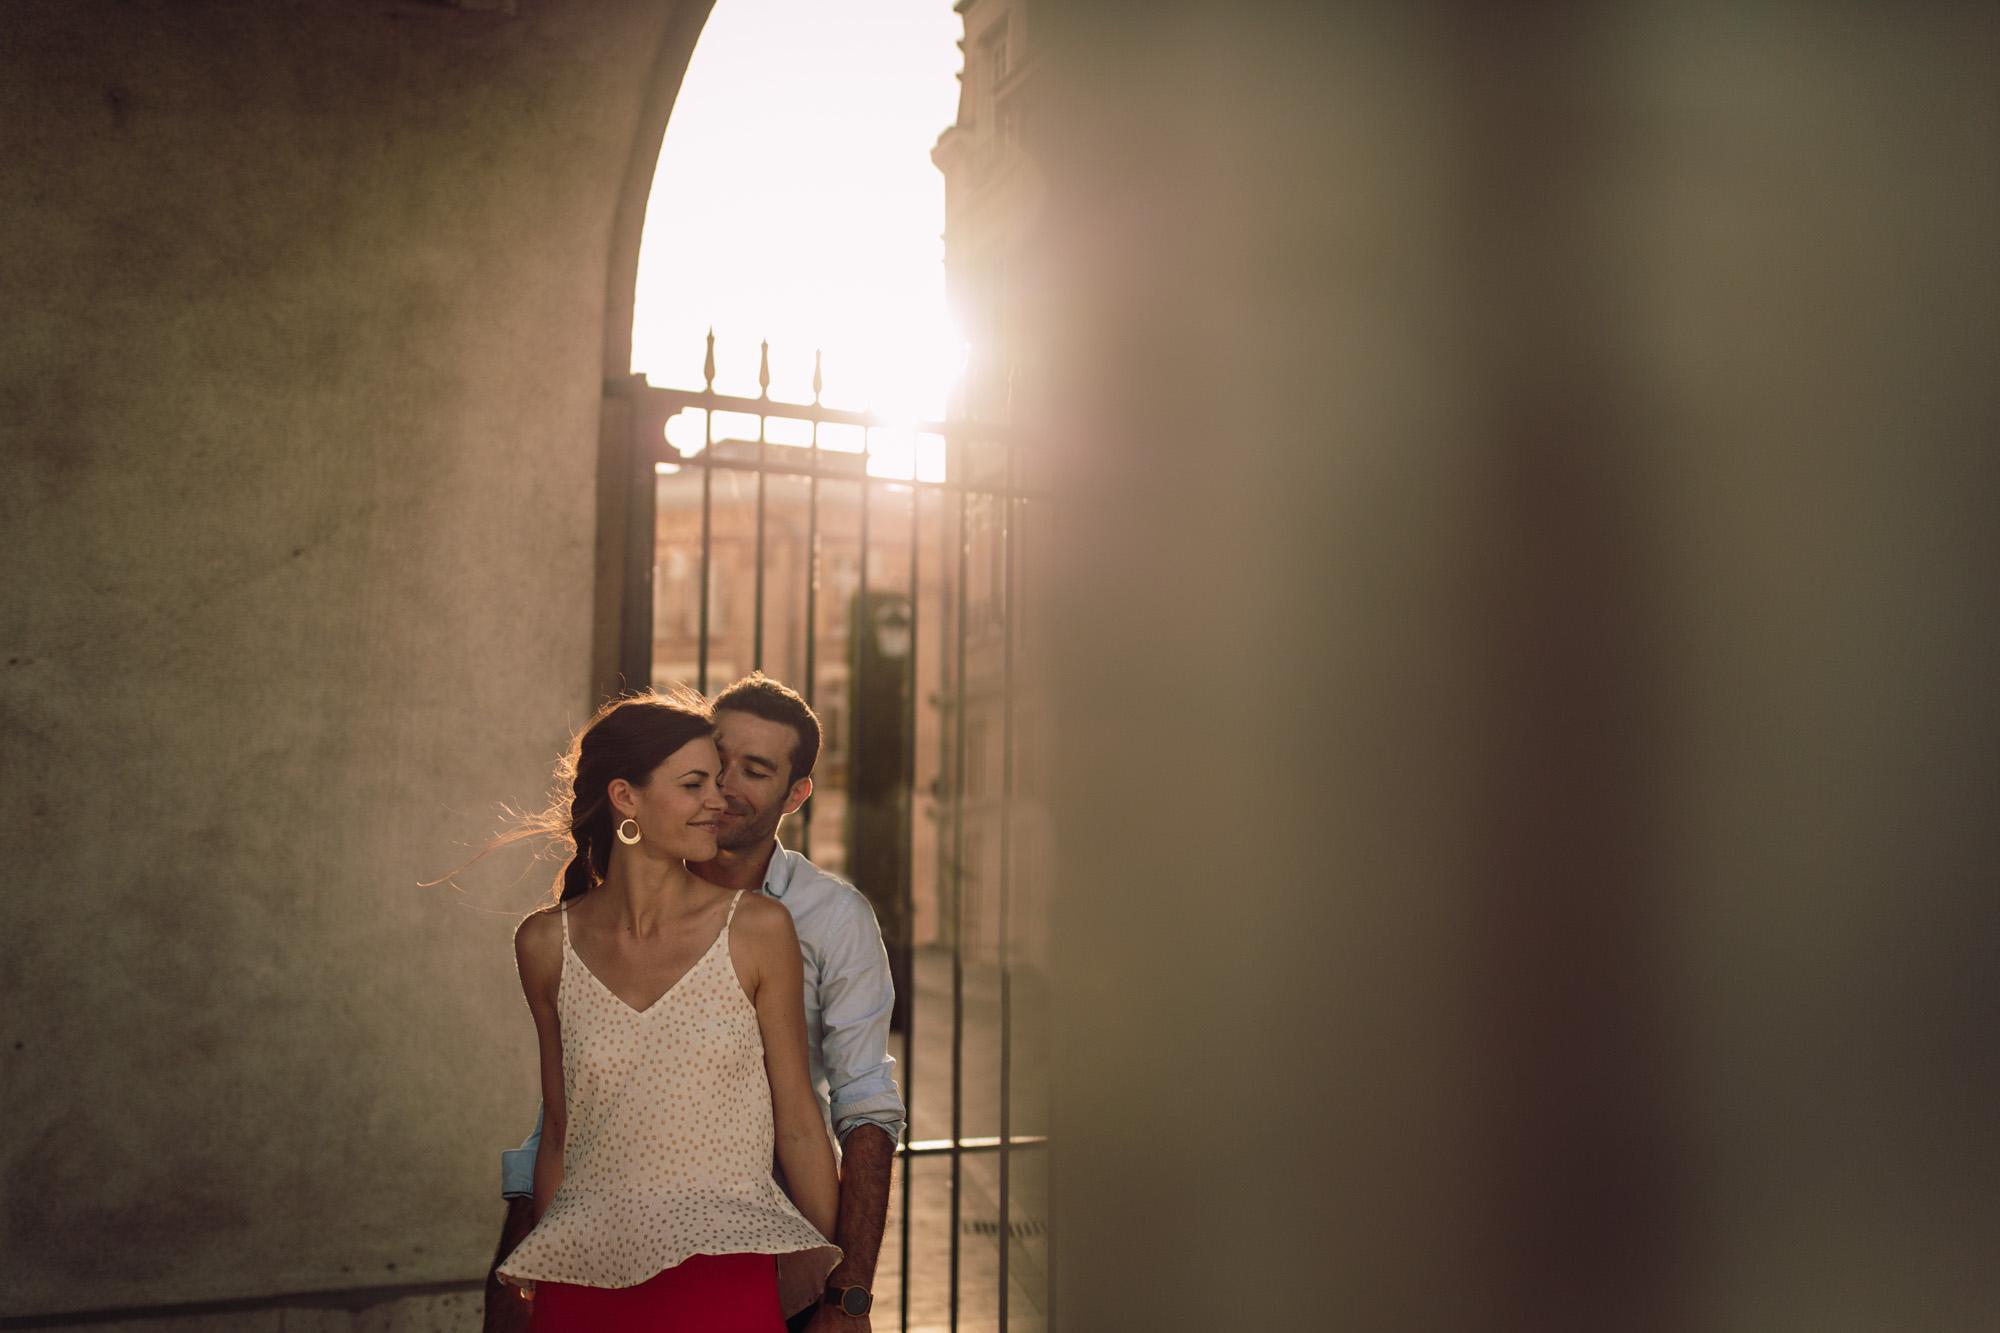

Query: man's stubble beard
[714,801,785,855]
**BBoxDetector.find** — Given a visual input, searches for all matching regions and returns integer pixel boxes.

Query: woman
[496,691,840,1331]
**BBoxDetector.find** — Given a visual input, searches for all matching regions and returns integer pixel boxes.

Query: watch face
[839,1287,872,1316]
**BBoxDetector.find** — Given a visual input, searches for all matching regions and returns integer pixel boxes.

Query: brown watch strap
[823,1284,873,1315]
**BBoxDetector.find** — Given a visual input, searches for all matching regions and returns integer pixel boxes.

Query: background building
[932,0,1052,980]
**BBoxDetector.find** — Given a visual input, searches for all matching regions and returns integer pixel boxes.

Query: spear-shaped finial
[758,339,771,399]
[703,327,716,390]
[812,348,824,405]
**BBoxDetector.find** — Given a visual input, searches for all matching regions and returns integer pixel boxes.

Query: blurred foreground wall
[0,1,706,1322]
[1036,4,1997,1330]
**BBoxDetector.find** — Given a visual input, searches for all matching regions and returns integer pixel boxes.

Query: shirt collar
[762,839,798,900]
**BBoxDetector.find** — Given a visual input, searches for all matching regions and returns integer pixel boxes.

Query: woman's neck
[600,853,713,936]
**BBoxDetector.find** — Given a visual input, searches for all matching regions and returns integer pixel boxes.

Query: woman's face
[619,734,728,863]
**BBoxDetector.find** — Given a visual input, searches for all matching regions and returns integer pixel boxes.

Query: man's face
[711,708,811,854]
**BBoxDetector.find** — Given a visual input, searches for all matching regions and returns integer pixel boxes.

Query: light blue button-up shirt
[500,843,906,1198]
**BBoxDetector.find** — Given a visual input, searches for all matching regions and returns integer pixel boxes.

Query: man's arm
[827,1122,895,1288]
[816,891,908,1148]
[808,888,907,1326]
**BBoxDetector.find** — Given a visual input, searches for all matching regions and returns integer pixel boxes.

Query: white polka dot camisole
[497,890,841,1312]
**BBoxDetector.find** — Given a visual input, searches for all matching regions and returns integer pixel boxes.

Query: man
[486,673,904,1333]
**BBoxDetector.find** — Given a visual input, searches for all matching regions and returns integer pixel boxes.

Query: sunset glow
[632,0,965,480]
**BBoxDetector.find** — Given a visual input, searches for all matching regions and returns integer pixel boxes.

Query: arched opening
[591,4,1051,1329]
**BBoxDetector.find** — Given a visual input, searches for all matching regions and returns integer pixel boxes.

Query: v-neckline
[564,896,735,1016]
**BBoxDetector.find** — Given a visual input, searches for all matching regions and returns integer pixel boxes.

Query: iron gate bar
[999,483,1017,1330]
[850,414,875,1300]
[921,467,958,1333]
[897,476,922,1333]
[696,333,716,694]
[799,350,823,860]
[856,421,871,936]
[752,338,770,672]
[621,386,657,695]
[660,452,1046,500]
[900,1134,1048,1156]
[628,379,1021,443]
[948,446,970,1333]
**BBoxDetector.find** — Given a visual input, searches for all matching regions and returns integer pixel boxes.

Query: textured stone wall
[0,0,703,1318]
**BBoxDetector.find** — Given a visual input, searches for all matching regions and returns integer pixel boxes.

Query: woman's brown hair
[525,688,715,903]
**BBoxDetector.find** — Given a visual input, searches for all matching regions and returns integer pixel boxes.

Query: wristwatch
[823,1284,873,1317]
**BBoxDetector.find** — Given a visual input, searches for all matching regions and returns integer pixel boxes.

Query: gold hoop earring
[615,818,641,846]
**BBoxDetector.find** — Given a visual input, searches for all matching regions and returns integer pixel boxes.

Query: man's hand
[482,1197,536,1333]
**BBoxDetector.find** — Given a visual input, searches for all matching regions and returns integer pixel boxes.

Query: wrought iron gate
[607,334,1050,1332]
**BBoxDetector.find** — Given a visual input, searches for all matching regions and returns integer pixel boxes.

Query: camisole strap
[722,888,746,932]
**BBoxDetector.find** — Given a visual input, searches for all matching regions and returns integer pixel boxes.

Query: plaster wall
[0,0,701,1317]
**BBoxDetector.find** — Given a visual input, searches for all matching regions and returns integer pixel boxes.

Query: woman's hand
[482,1197,538,1333]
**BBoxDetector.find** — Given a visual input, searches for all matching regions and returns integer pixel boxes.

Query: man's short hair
[712,672,822,784]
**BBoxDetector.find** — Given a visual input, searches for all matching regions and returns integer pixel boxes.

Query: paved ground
[871,946,1051,1333]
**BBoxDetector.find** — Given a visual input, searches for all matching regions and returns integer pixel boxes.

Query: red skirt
[529,1252,784,1333]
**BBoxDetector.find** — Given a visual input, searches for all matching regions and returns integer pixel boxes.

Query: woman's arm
[514,911,567,1225]
[743,898,839,1238]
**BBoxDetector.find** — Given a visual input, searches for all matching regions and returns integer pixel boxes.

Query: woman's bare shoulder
[731,890,794,935]
[514,903,565,962]
[731,893,801,964]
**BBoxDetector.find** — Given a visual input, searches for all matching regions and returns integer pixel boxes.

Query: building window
[959,827,986,950]
[820,691,846,762]
[657,547,701,637]
[707,550,731,636]
[981,21,1010,144]
[827,549,861,625]
[984,20,1010,89]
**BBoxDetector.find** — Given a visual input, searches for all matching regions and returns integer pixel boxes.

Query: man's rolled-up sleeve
[818,891,907,1146]
[499,1106,542,1199]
